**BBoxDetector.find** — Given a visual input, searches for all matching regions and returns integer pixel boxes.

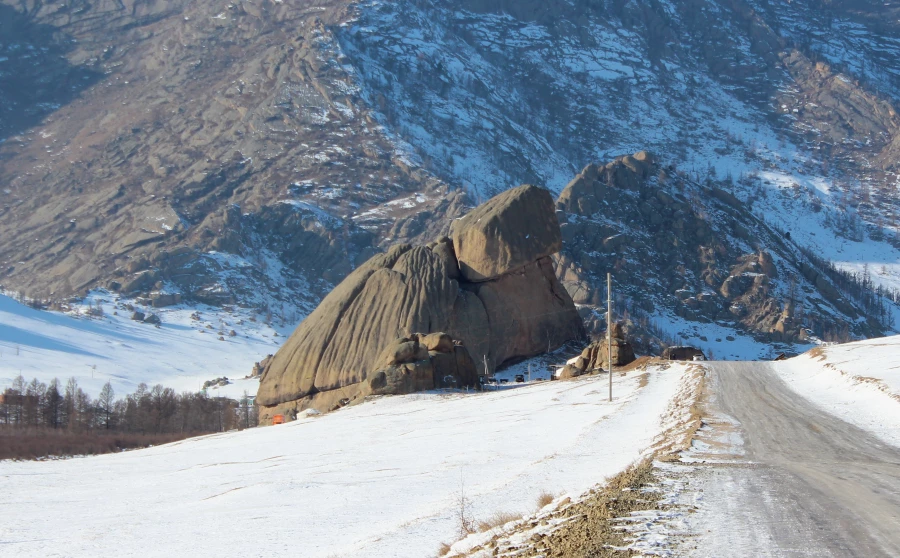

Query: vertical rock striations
[256,185,584,422]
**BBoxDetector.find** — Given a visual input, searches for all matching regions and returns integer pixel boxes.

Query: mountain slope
[0,0,457,308]
[1,0,899,350]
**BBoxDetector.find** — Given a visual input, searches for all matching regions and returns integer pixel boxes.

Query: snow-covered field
[0,364,691,558]
[775,336,900,447]
[0,293,285,399]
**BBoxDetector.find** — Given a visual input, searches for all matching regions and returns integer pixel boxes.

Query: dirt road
[687,361,900,557]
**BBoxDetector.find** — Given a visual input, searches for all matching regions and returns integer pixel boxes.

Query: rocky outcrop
[368,332,478,395]
[552,150,889,351]
[559,324,636,379]
[451,184,562,282]
[579,338,636,371]
[257,185,584,422]
[249,355,273,379]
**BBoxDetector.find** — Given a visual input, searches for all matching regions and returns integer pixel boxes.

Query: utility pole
[608,272,613,402]
[483,354,490,390]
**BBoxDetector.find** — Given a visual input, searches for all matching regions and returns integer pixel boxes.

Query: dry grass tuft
[478,511,522,532]
[536,491,555,509]
[807,346,827,361]
[436,542,452,556]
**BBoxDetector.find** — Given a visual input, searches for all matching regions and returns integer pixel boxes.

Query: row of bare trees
[0,375,258,436]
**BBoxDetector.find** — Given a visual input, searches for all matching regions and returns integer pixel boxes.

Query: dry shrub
[807,347,827,361]
[455,477,476,538]
[436,542,451,557]
[477,511,521,532]
[536,491,555,509]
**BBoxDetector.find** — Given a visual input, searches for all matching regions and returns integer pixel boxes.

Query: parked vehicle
[514,374,525,383]
[480,376,498,386]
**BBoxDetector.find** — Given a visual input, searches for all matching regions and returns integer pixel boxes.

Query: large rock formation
[451,185,562,282]
[257,185,584,422]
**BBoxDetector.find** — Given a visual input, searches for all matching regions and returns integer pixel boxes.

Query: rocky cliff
[555,151,890,351]
[256,185,583,421]
[1,0,898,356]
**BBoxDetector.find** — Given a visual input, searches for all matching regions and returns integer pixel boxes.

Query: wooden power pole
[608,272,613,402]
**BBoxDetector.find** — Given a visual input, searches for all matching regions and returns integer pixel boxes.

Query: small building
[662,346,706,361]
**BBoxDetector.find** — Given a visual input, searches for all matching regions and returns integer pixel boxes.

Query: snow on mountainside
[338,0,900,289]
[0,361,695,557]
[1,0,900,357]
[0,293,279,398]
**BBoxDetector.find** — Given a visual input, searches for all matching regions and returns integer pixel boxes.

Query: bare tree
[97,381,116,430]
[44,379,62,429]
[455,474,476,538]
[63,377,79,431]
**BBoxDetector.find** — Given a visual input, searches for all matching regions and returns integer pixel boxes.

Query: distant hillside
[1,0,898,352]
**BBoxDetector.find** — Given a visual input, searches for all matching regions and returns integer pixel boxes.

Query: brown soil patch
[460,461,657,557]
[616,355,657,372]
[522,460,657,558]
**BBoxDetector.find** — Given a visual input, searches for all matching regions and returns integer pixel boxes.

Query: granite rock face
[257,186,584,422]
[451,185,562,282]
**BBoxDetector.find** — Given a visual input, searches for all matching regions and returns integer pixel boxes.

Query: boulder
[576,332,637,371]
[256,185,585,421]
[250,355,273,378]
[557,364,583,380]
[431,237,461,280]
[420,332,455,353]
[368,361,434,396]
[378,337,430,367]
[431,346,478,389]
[721,274,755,298]
[143,313,161,325]
[451,184,561,282]
[447,289,491,374]
[758,251,778,278]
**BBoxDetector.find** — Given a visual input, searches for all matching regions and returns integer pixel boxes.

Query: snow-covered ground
[0,293,288,399]
[0,363,691,558]
[650,311,816,361]
[774,336,900,447]
[610,340,900,556]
